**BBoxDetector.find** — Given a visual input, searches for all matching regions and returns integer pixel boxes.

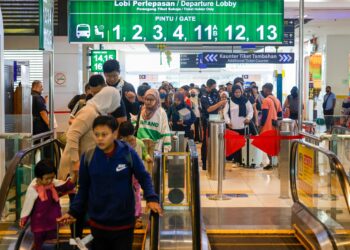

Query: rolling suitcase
[241,125,263,168]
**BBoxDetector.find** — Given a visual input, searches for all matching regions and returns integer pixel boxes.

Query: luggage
[56,222,93,250]
[241,125,264,168]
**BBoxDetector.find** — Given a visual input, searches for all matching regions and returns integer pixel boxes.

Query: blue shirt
[324,92,336,111]
[200,90,220,119]
[69,140,158,227]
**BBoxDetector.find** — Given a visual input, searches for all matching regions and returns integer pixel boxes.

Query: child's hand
[147,202,163,216]
[19,217,28,228]
[56,213,76,225]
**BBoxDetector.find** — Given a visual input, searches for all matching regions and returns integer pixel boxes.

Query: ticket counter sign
[90,50,117,72]
[297,145,314,207]
[69,0,283,43]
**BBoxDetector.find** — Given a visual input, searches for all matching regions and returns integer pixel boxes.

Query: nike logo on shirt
[116,164,127,172]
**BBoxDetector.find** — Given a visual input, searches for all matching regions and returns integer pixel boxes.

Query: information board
[202,52,294,64]
[90,50,117,72]
[69,0,284,43]
[39,0,54,50]
[297,144,314,207]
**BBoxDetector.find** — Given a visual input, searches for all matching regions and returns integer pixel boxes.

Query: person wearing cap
[260,83,282,170]
[200,79,227,170]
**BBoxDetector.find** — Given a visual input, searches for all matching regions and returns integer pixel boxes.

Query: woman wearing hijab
[224,85,254,165]
[283,86,300,120]
[136,89,172,152]
[58,85,121,181]
[58,85,120,238]
[219,91,229,120]
[168,92,196,139]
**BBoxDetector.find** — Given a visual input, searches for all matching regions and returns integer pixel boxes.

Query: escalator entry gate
[163,152,191,208]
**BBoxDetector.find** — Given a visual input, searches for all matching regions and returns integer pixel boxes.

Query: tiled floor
[199,165,294,208]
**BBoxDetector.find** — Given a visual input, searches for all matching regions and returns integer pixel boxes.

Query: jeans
[324,109,334,131]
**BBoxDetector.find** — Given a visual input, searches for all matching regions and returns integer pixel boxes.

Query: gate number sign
[69,0,284,44]
[90,50,117,72]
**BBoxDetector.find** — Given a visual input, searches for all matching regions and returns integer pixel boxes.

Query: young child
[118,121,153,229]
[20,159,75,250]
[57,116,162,250]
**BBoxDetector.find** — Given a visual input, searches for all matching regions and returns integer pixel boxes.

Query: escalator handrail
[289,140,350,249]
[299,131,322,143]
[0,138,60,218]
[147,149,162,250]
[31,131,54,141]
[187,139,201,250]
[290,140,350,213]
[14,220,32,250]
[331,125,350,135]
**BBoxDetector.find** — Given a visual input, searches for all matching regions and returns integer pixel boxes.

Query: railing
[144,143,163,250]
[299,131,322,144]
[149,150,161,250]
[188,140,201,250]
[331,125,350,135]
[290,140,350,249]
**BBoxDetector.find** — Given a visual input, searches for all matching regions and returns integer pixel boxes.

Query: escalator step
[208,234,305,250]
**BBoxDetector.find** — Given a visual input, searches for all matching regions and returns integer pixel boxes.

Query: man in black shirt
[103,60,139,121]
[200,79,227,170]
[31,80,49,135]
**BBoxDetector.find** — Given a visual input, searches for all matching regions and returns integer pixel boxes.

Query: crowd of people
[28,59,310,250]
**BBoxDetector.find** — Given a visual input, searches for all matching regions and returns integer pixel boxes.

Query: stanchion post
[209,122,230,201]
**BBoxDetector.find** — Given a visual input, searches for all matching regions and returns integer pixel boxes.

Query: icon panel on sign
[95,25,105,39]
[76,24,90,39]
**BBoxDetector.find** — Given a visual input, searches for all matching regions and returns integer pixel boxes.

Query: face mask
[160,93,167,99]
[190,93,196,97]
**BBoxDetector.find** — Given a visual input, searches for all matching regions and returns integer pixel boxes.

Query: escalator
[208,230,306,249]
[202,140,350,250]
[0,137,151,250]
[2,137,350,249]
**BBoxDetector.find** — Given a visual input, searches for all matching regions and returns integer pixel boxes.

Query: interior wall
[325,35,350,114]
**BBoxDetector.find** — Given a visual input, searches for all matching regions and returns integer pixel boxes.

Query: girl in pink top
[20,159,75,250]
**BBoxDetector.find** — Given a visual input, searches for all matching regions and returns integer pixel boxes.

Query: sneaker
[263,165,273,170]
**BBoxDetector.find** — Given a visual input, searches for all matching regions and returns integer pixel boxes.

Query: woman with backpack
[283,86,300,120]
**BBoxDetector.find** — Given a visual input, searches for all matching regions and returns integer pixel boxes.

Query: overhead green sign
[39,0,54,50]
[90,50,117,72]
[69,0,284,44]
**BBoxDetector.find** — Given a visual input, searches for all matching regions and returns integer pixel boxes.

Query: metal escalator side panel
[14,223,33,250]
[292,202,335,250]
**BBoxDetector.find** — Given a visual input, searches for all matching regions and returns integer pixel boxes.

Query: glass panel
[0,140,58,249]
[163,153,190,208]
[295,143,350,247]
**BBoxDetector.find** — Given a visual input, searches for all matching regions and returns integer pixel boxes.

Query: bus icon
[76,24,90,39]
